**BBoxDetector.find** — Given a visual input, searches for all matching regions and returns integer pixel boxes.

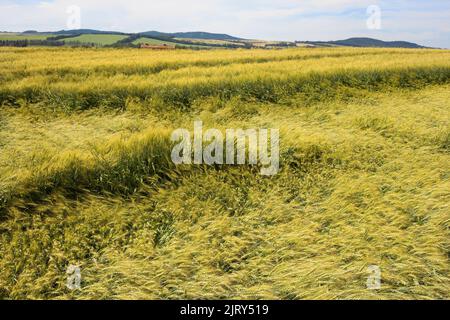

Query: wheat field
[0,47,449,300]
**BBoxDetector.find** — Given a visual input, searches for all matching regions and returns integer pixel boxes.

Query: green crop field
[0,47,449,300]
[174,37,246,46]
[0,33,50,41]
[133,37,210,48]
[60,34,128,45]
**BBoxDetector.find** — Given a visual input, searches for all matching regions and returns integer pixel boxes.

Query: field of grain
[0,47,449,300]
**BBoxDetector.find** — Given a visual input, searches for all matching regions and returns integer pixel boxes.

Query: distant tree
[0,39,65,47]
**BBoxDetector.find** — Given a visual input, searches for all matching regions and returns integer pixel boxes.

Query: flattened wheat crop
[0,47,449,300]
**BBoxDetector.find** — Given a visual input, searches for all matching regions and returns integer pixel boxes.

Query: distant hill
[301,37,426,49]
[140,31,242,40]
[10,30,430,49]
[49,29,127,35]
[27,29,241,40]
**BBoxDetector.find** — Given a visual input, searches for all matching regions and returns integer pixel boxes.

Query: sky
[1,0,449,48]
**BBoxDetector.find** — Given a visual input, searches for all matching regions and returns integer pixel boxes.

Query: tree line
[0,40,65,47]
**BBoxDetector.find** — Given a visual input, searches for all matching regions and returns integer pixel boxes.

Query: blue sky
[1,0,449,48]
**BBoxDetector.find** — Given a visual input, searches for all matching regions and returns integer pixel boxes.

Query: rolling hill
[300,37,426,49]
[0,30,428,49]
[141,31,242,40]
[51,29,127,35]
